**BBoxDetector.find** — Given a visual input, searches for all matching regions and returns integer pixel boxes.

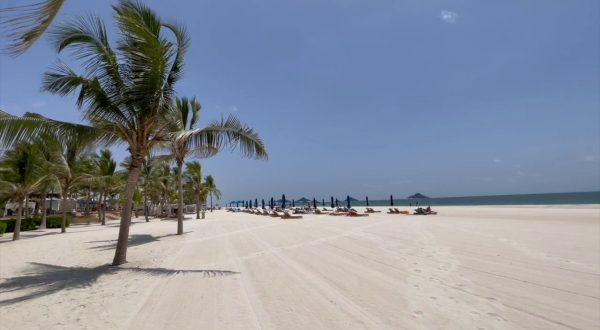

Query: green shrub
[0,215,72,233]
[0,218,38,233]
[0,222,6,236]
[44,216,72,228]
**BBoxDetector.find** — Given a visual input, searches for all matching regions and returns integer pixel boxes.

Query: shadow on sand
[0,262,239,307]
[86,233,191,250]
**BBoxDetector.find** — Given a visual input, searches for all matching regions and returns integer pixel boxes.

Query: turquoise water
[349,191,600,207]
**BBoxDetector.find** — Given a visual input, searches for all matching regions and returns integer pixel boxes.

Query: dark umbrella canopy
[366,196,369,206]
[322,199,325,207]
[313,198,317,208]
[282,194,286,209]
[262,199,265,209]
[346,195,351,208]
[270,197,274,209]
[335,198,339,207]
[330,196,334,208]
[292,200,295,207]
[255,199,258,208]
[390,195,394,206]
[296,197,310,204]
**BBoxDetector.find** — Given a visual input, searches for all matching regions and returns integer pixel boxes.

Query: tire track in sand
[240,221,388,329]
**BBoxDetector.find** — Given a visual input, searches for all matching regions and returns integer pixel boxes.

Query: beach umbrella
[282,194,286,209]
[270,197,274,209]
[335,198,339,207]
[322,199,325,207]
[255,199,258,208]
[330,196,334,208]
[366,196,369,206]
[292,200,295,207]
[313,198,317,208]
[390,195,394,206]
[262,199,265,209]
[347,195,351,208]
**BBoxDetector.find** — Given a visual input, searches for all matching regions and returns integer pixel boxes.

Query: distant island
[408,193,429,198]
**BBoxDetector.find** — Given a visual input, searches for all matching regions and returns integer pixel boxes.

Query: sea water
[351,191,600,207]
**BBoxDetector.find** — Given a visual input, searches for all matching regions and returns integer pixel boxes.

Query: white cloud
[440,10,458,24]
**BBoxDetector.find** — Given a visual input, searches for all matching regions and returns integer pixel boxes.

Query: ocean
[349,191,600,207]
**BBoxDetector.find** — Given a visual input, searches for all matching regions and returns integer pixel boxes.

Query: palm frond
[180,115,268,160]
[0,0,66,56]
[0,110,117,150]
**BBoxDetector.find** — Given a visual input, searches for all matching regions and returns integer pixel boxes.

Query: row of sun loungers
[229,206,437,217]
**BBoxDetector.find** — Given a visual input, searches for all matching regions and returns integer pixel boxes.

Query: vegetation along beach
[0,0,598,329]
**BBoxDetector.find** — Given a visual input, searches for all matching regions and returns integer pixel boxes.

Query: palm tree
[0,1,266,265]
[166,97,267,234]
[185,161,203,219]
[31,133,60,228]
[0,143,45,240]
[139,155,157,222]
[203,175,221,212]
[0,0,67,56]
[53,132,97,232]
[95,149,118,225]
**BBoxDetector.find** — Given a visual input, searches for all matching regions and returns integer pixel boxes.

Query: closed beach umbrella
[255,199,258,208]
[322,199,325,207]
[270,197,274,209]
[313,198,317,208]
[330,196,334,208]
[390,195,394,206]
[282,194,286,209]
[366,196,369,206]
[347,195,351,208]
[335,198,339,207]
[262,199,265,209]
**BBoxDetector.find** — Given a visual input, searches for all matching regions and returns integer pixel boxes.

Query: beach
[1,206,599,330]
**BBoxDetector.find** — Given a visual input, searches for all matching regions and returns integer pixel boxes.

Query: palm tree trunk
[210,193,213,212]
[13,200,23,240]
[143,190,149,222]
[112,160,142,266]
[40,189,47,229]
[24,194,30,219]
[176,161,184,235]
[61,193,68,233]
[101,193,107,225]
[195,195,200,220]
[98,192,103,223]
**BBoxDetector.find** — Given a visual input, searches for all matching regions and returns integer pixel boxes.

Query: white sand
[1,206,599,329]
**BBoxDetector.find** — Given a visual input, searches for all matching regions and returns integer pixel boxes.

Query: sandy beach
[1,206,599,329]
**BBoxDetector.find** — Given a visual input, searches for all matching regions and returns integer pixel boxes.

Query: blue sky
[1,0,599,202]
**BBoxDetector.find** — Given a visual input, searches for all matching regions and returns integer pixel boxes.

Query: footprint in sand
[412,311,424,318]
[487,313,506,322]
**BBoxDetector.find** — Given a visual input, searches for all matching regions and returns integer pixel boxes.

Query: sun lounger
[282,211,302,219]
[413,207,436,215]
[394,208,410,215]
[387,208,398,214]
[365,208,381,213]
[348,210,369,217]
